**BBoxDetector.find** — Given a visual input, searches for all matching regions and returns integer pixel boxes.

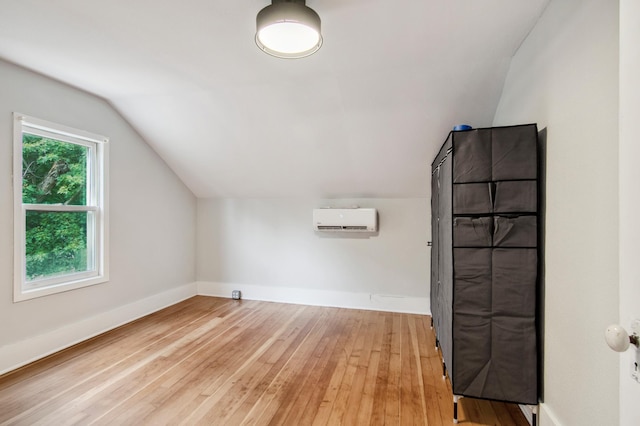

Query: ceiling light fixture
[256,0,322,59]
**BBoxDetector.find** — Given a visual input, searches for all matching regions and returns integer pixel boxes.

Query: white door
[618,1,640,424]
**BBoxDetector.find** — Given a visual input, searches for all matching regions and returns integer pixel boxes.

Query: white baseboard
[1,281,429,377]
[519,404,536,425]
[0,282,197,376]
[196,281,430,315]
[539,403,562,426]
[519,403,562,426]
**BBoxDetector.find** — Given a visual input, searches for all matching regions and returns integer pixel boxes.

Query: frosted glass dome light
[256,0,322,59]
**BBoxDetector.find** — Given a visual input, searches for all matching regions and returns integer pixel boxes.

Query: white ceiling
[0,0,549,198]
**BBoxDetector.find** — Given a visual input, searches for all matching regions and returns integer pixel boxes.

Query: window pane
[25,210,95,282]
[22,133,88,205]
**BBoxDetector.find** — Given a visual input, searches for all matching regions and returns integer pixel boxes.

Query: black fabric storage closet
[430,124,540,415]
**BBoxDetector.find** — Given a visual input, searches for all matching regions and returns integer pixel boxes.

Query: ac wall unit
[313,208,378,232]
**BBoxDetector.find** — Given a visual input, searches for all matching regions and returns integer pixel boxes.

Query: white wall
[0,60,198,374]
[619,1,640,424]
[493,0,619,425]
[197,198,429,313]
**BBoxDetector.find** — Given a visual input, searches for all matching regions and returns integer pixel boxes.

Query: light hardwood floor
[0,296,528,425]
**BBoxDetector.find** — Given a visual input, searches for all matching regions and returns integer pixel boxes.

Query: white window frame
[13,113,109,302]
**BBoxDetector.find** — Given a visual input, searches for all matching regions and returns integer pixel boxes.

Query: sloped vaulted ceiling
[0,0,549,198]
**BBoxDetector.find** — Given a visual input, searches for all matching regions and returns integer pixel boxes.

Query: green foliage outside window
[22,134,90,280]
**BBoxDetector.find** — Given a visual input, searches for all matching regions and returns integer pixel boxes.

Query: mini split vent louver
[312,208,378,232]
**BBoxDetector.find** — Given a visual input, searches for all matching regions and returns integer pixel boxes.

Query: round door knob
[605,324,639,352]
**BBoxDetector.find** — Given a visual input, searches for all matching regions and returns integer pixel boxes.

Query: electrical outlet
[631,319,640,383]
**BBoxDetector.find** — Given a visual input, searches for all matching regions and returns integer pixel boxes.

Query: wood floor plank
[234,307,329,426]
[205,305,324,424]
[384,313,402,424]
[0,296,530,426]
[346,311,380,425]
[324,309,368,426]
[62,303,268,424]
[33,309,251,424]
[2,309,229,424]
[274,308,349,426]
[247,308,334,426]
[163,302,308,425]
[370,310,392,424]
[416,317,447,425]
[0,296,217,412]
[310,309,364,426]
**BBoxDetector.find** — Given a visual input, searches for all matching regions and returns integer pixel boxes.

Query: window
[13,113,109,302]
